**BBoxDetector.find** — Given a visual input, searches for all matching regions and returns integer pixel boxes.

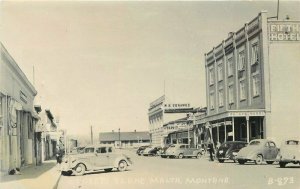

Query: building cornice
[1,42,37,96]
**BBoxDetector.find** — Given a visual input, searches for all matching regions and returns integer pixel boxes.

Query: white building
[0,42,39,174]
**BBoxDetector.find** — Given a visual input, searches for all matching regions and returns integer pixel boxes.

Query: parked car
[216,141,248,163]
[136,145,149,156]
[277,139,300,168]
[61,145,132,176]
[236,139,279,165]
[143,146,162,156]
[70,146,85,154]
[164,144,203,159]
[160,145,171,158]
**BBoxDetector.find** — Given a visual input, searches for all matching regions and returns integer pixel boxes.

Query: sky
[1,0,299,136]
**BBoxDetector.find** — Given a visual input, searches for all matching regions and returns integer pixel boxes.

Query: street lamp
[118,128,121,148]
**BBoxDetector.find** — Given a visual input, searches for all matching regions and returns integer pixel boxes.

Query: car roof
[85,145,115,148]
[223,141,247,144]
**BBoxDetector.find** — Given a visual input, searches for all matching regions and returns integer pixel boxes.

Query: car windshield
[286,140,299,145]
[249,141,260,145]
[84,147,95,153]
[221,143,233,148]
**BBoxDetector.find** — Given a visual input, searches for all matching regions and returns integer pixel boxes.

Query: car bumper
[278,158,300,163]
[61,163,72,172]
[236,157,251,161]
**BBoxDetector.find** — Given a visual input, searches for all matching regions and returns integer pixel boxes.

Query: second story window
[252,75,260,97]
[227,57,233,77]
[218,89,224,107]
[239,80,246,101]
[209,66,214,85]
[238,51,246,71]
[210,92,215,110]
[228,85,234,104]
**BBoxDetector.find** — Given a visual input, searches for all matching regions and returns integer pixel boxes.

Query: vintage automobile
[136,145,150,156]
[216,141,248,163]
[61,145,132,176]
[142,146,162,156]
[70,146,85,154]
[277,139,300,168]
[164,144,203,159]
[160,145,171,158]
[236,139,279,165]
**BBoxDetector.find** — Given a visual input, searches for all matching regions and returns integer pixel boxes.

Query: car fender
[70,160,91,171]
[113,157,128,167]
[248,151,262,160]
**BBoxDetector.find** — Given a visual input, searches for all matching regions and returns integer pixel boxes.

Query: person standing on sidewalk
[208,140,215,161]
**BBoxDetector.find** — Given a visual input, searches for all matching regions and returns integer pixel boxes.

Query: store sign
[228,111,265,117]
[164,103,190,109]
[268,21,300,41]
[164,103,193,113]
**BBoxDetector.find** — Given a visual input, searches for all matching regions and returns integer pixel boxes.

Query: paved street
[57,149,300,189]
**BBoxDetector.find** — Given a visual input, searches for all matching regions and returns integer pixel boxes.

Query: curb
[53,172,62,189]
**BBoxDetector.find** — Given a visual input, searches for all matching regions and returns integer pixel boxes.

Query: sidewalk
[0,160,61,189]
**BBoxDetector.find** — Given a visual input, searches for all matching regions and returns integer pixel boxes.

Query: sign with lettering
[164,103,190,109]
[228,111,265,117]
[268,21,300,41]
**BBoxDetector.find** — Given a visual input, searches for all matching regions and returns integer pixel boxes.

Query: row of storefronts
[149,11,300,148]
[0,42,63,175]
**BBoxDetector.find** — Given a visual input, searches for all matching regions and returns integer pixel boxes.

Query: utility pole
[277,0,280,20]
[90,125,93,144]
[118,128,121,148]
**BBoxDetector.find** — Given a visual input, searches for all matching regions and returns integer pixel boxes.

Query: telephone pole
[90,125,93,144]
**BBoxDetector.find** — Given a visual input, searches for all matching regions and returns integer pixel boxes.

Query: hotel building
[202,11,300,145]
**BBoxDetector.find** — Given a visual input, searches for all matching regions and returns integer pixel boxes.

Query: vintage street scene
[0,1,299,189]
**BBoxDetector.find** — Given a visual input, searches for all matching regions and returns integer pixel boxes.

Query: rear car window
[286,140,299,145]
[96,147,107,153]
[249,141,260,145]
[85,148,95,153]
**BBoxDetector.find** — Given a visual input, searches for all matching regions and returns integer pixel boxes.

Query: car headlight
[232,152,238,156]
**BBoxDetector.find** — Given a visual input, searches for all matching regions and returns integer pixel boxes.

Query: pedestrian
[56,149,62,164]
[208,141,215,161]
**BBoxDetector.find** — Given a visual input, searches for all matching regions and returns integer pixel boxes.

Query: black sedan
[216,141,247,163]
[143,146,162,156]
[136,145,150,156]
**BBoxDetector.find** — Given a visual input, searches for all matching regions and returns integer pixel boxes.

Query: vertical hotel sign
[268,21,300,41]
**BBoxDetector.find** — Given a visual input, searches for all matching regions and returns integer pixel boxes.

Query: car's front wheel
[104,168,113,172]
[255,155,263,165]
[279,162,287,168]
[178,153,184,159]
[118,160,127,172]
[73,163,86,176]
[238,160,246,164]
[61,170,72,176]
[218,159,225,163]
[196,153,202,159]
